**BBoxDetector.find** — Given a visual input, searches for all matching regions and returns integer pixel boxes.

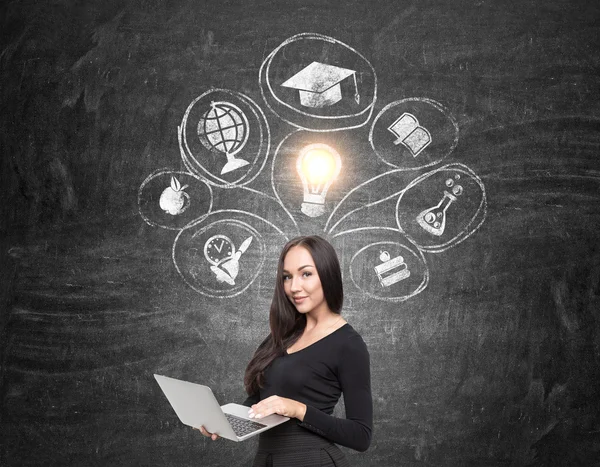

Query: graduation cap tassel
[353,73,360,105]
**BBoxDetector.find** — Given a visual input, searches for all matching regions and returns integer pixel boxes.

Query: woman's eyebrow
[283,265,314,273]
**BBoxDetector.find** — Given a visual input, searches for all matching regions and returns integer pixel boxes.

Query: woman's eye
[283,275,290,281]
[303,272,312,277]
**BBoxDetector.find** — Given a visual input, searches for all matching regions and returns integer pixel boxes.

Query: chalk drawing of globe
[197,101,249,157]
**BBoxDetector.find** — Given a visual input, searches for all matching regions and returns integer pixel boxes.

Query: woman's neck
[304,309,340,332]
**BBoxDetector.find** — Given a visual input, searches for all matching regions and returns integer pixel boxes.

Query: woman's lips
[293,296,307,304]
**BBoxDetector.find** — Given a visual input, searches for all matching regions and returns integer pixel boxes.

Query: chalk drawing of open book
[387,113,432,157]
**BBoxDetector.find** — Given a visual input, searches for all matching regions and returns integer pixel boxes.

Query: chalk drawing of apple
[159,176,190,215]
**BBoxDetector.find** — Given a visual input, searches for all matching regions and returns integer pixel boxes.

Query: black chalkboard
[2,1,600,465]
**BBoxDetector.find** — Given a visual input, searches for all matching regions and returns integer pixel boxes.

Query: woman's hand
[196,425,220,441]
[248,395,307,422]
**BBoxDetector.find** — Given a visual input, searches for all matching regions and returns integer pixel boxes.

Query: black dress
[243,324,372,467]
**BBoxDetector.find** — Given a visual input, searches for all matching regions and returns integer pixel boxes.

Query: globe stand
[221,153,250,174]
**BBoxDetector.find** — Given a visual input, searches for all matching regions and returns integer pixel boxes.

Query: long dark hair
[244,235,343,395]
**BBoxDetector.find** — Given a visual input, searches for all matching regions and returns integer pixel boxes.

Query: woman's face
[282,245,328,315]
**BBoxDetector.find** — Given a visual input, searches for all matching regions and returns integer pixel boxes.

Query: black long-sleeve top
[243,323,372,452]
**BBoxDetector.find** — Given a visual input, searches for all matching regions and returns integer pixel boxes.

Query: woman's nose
[290,276,302,291]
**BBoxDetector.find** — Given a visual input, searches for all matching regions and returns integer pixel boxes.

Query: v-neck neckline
[285,323,349,355]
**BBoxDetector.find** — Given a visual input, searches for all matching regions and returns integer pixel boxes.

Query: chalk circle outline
[259,32,378,132]
[369,98,459,171]
[173,210,288,298]
[269,129,303,232]
[138,168,213,231]
[335,229,429,303]
[395,163,487,253]
[179,88,271,188]
[174,217,263,298]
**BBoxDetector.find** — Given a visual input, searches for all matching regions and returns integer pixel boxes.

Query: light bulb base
[301,201,326,218]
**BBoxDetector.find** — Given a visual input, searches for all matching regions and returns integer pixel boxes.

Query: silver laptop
[154,374,289,441]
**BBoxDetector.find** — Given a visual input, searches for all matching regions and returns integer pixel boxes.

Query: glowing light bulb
[296,143,342,217]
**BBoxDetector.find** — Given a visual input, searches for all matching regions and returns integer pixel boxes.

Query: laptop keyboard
[225,413,267,437]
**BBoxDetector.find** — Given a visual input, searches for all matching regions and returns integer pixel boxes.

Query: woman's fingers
[198,426,219,440]
[248,396,287,419]
[249,401,269,418]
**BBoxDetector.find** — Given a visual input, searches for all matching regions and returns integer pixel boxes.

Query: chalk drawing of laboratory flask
[416,178,464,236]
[374,251,410,287]
[197,101,250,174]
[204,235,253,285]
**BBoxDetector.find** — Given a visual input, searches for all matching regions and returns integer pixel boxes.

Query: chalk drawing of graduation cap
[281,61,360,109]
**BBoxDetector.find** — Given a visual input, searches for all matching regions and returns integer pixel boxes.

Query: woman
[200,235,372,466]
